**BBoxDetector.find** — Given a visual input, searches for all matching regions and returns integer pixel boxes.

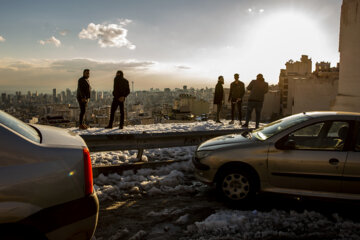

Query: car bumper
[192,157,216,184]
[19,193,99,240]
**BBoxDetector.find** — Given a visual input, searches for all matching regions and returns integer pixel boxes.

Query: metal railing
[81,129,247,176]
[81,129,246,157]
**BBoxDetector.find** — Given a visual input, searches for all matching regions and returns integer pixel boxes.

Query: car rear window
[0,110,41,143]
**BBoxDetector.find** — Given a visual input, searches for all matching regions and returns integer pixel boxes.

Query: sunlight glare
[234,10,330,83]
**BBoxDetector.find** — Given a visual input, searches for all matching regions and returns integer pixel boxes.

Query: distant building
[1,93,6,103]
[52,88,57,103]
[91,90,97,101]
[174,94,210,115]
[97,91,104,100]
[66,88,72,102]
[279,55,339,116]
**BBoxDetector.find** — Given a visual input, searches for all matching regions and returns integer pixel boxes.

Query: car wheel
[216,168,256,204]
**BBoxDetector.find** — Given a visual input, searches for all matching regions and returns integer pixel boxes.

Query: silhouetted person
[228,73,245,124]
[77,69,91,130]
[105,70,130,129]
[214,76,225,123]
[243,73,269,129]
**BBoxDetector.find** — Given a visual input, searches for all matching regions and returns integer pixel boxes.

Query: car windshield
[0,110,41,143]
[253,113,311,141]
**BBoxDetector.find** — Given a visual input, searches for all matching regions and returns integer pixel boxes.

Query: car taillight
[83,148,93,195]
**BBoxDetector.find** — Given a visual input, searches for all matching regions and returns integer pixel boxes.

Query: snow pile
[147,207,187,218]
[71,120,258,135]
[93,160,204,201]
[185,209,360,240]
[90,150,147,165]
[90,146,195,165]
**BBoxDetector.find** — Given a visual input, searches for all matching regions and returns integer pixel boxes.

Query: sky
[0,0,342,93]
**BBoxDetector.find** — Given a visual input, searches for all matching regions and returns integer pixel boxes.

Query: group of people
[76,69,130,130]
[76,69,268,130]
[214,73,269,129]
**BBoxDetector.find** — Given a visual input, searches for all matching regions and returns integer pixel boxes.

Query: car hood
[197,133,253,151]
[32,124,86,148]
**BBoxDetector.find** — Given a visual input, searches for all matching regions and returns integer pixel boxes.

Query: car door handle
[329,158,339,165]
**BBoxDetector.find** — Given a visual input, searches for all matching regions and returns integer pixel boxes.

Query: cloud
[0,58,206,92]
[79,20,136,49]
[59,30,69,36]
[39,36,61,47]
[0,58,157,91]
[50,58,155,72]
[0,35,5,42]
[175,65,191,70]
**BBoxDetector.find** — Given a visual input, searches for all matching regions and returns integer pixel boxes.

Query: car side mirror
[282,139,296,150]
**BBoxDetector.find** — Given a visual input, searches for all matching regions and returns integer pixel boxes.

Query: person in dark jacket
[213,76,225,123]
[105,70,130,129]
[228,73,245,124]
[243,73,269,129]
[76,69,91,130]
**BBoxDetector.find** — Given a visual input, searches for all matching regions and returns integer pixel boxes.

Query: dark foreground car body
[194,112,360,203]
[0,110,98,239]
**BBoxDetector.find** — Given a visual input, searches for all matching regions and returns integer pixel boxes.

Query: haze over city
[0,0,341,93]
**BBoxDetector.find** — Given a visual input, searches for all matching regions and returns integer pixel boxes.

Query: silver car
[193,112,360,203]
[0,110,99,239]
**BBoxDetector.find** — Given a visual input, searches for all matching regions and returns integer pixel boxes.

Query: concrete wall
[293,78,338,114]
[261,91,281,121]
[333,0,360,112]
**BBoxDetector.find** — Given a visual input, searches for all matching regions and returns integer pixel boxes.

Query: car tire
[216,168,256,204]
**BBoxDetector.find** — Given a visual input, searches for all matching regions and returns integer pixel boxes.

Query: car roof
[304,111,360,118]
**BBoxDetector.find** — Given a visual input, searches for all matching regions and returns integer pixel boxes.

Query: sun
[249,11,323,54]
[234,10,332,83]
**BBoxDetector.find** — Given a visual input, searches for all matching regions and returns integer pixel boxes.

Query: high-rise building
[66,88,72,102]
[91,90,97,101]
[1,93,6,103]
[53,88,57,103]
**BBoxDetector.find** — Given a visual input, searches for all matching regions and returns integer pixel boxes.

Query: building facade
[279,55,339,116]
[333,0,360,112]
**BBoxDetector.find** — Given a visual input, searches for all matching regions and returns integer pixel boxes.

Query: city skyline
[0,0,341,93]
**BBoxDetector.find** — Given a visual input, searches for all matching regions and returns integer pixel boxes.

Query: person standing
[243,73,269,129]
[214,75,225,123]
[105,70,130,129]
[228,73,245,124]
[77,69,91,130]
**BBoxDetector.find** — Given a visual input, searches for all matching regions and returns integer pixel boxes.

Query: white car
[0,110,99,239]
